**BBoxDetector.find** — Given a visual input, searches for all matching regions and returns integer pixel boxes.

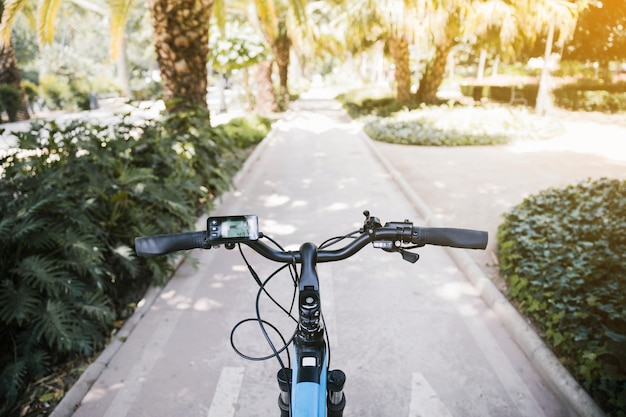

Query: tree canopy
[564,0,626,64]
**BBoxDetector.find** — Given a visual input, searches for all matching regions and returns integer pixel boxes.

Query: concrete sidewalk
[52,88,620,417]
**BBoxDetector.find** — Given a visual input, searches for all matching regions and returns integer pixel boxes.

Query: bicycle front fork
[277,368,347,417]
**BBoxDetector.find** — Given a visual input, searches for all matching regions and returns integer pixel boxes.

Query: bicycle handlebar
[135,222,488,262]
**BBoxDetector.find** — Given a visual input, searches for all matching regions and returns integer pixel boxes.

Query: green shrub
[130,78,163,101]
[216,114,272,148]
[20,80,39,109]
[39,75,73,110]
[554,81,626,113]
[361,105,561,146]
[0,108,259,413]
[336,90,419,118]
[69,79,94,111]
[460,83,539,106]
[498,178,626,416]
[0,84,23,122]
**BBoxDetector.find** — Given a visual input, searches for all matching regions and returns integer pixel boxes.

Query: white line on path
[409,373,455,417]
[207,367,245,417]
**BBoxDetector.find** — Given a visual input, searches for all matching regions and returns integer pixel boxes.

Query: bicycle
[135,210,488,417]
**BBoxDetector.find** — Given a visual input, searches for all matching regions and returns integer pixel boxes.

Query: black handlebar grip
[135,231,207,256]
[415,227,488,250]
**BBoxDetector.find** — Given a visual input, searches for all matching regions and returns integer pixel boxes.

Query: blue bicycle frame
[277,243,345,417]
[290,344,328,416]
[134,211,487,417]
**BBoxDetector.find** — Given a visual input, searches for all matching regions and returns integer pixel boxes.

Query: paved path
[59,89,584,417]
[373,108,626,280]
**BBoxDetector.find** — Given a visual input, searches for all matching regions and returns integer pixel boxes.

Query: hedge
[337,91,562,146]
[460,83,539,106]
[497,178,626,416]
[0,84,23,122]
[0,110,270,415]
[553,81,626,113]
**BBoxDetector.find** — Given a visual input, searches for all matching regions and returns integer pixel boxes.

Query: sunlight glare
[262,219,297,235]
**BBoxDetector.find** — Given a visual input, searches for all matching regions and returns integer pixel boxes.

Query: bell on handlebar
[362,210,382,232]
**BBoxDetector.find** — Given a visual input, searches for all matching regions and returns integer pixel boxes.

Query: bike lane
[62,89,579,417]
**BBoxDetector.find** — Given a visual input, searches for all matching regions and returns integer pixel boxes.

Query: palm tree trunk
[116,38,131,98]
[0,42,29,121]
[146,0,213,113]
[416,12,460,105]
[416,45,450,104]
[274,36,291,107]
[243,67,253,111]
[255,60,278,115]
[388,35,411,104]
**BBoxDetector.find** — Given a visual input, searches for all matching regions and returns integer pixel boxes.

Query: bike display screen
[207,215,259,244]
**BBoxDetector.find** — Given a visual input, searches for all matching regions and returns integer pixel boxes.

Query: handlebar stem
[296,243,324,344]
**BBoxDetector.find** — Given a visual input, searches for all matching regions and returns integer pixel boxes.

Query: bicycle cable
[230,230,361,387]
[230,237,299,368]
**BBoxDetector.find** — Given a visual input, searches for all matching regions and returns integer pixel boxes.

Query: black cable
[318,230,360,249]
[230,239,299,366]
[230,318,295,362]
[238,243,298,323]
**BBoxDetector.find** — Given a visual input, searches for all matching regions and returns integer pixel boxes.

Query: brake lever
[399,249,419,263]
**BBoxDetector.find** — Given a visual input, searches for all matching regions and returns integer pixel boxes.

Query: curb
[360,130,606,417]
[49,287,162,417]
[50,120,280,417]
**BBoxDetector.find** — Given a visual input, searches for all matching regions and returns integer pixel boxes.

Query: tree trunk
[116,38,131,98]
[146,0,213,113]
[243,67,253,111]
[0,42,29,121]
[416,13,459,105]
[416,44,451,104]
[274,36,291,108]
[477,49,487,80]
[536,17,555,116]
[255,60,278,115]
[388,35,411,104]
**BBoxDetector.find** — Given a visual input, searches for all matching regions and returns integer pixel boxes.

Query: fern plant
[0,107,247,412]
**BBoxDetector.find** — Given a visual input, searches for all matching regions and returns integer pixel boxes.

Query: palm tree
[0,0,29,120]
[1,0,134,106]
[146,0,213,112]
[2,0,215,114]
[251,0,306,109]
[345,0,423,104]
[513,0,586,114]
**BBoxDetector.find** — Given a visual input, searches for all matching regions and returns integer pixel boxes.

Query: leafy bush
[360,105,561,146]
[38,75,116,111]
[0,108,261,414]
[0,84,23,122]
[131,80,163,101]
[554,81,626,113]
[461,84,539,106]
[20,80,39,109]
[216,114,272,148]
[68,79,94,111]
[497,178,626,416]
[39,75,73,110]
[336,90,419,118]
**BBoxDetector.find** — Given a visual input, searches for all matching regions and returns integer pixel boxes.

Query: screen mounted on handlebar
[207,215,260,244]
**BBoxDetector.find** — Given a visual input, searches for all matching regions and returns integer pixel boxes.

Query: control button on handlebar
[373,241,393,249]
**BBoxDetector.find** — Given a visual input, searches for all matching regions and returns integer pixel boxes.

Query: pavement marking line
[408,373,454,417]
[206,367,245,417]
